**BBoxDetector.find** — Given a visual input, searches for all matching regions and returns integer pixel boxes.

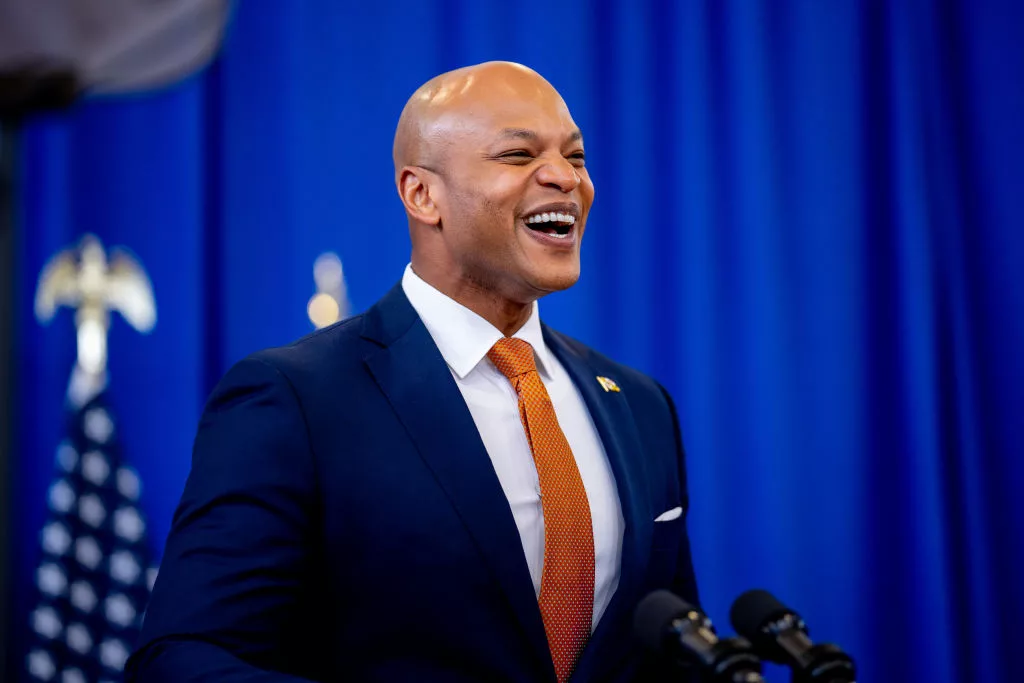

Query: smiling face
[396,63,595,306]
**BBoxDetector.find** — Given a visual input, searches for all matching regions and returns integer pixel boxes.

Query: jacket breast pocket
[651,513,684,551]
[646,510,684,588]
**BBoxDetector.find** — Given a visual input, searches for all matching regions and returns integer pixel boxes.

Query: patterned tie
[488,337,595,683]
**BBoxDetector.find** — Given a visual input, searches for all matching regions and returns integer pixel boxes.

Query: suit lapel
[543,327,654,683]
[361,285,555,681]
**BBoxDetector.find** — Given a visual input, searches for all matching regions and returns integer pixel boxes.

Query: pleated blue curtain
[13,1,1024,681]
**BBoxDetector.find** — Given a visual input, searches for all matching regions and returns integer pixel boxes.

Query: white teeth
[525,212,576,225]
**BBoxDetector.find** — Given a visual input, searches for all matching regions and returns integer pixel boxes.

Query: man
[127,61,698,683]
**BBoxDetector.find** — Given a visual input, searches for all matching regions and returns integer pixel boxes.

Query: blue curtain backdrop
[11,1,1024,681]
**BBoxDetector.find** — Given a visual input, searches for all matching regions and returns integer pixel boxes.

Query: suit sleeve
[126,357,324,683]
[657,382,700,609]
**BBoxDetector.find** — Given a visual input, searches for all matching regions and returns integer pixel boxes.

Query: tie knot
[487,337,538,379]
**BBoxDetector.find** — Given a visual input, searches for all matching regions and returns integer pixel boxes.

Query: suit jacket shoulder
[245,315,371,391]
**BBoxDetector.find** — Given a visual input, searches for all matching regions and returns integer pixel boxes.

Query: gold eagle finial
[35,234,156,377]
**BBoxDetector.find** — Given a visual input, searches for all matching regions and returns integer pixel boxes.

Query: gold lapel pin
[596,376,620,393]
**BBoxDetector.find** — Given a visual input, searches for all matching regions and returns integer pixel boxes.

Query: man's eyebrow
[498,128,540,141]
[496,128,584,144]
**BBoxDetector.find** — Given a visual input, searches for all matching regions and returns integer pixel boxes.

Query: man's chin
[527,267,581,297]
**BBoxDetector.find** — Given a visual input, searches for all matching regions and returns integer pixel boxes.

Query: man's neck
[410,262,535,337]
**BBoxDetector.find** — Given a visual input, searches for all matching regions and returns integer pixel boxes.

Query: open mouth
[524,211,577,239]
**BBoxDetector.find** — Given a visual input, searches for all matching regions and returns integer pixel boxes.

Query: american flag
[24,371,156,683]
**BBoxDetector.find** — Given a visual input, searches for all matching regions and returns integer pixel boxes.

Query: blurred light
[313,252,344,292]
[307,293,340,329]
[307,251,350,329]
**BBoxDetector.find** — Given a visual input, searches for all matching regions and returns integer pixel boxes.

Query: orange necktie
[488,337,595,683]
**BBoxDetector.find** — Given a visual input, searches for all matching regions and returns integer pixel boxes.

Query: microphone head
[730,589,803,660]
[731,590,856,678]
[633,590,700,654]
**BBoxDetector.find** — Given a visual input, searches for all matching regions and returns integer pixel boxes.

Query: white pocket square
[654,506,683,522]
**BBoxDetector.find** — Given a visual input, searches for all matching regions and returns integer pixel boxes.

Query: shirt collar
[401,264,555,381]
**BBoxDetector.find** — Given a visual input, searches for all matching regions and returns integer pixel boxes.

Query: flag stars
[100,639,130,670]
[104,593,136,627]
[42,522,72,556]
[110,550,141,584]
[114,506,144,542]
[37,563,67,597]
[61,667,86,683]
[75,536,103,570]
[32,607,63,639]
[29,393,154,682]
[48,480,76,513]
[57,442,78,473]
[83,407,114,443]
[116,467,140,500]
[65,622,93,654]
[70,580,98,613]
[78,494,106,528]
[81,450,110,485]
[27,649,56,680]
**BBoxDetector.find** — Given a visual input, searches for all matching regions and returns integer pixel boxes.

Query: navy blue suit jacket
[127,283,699,682]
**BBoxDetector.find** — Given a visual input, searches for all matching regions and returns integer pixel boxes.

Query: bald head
[392,61,593,332]
[392,61,569,176]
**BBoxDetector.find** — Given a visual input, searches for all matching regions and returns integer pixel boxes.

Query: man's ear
[398,167,442,227]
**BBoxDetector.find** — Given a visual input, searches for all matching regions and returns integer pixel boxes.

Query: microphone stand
[668,611,766,683]
[788,642,856,683]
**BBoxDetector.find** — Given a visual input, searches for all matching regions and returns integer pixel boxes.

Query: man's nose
[536,155,580,193]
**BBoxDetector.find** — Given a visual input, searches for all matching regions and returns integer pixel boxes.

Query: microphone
[730,589,856,683]
[634,590,766,683]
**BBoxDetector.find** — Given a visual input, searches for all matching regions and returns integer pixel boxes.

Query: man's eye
[568,152,586,166]
[497,150,533,161]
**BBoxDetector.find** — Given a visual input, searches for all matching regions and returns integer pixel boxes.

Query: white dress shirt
[402,264,625,628]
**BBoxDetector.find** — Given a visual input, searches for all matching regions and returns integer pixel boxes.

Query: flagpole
[0,118,18,683]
